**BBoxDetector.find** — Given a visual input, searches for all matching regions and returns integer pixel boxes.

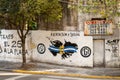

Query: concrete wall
[78,11,120,67]
[31,31,93,67]
[105,28,120,67]
[0,30,120,67]
[105,38,120,67]
[0,30,93,67]
[0,30,31,62]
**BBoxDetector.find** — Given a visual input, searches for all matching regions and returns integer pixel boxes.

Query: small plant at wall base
[0,0,62,68]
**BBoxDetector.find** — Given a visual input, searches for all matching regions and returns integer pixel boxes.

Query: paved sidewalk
[0,61,120,79]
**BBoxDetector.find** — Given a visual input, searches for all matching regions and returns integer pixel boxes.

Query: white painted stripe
[5,74,32,80]
[44,69,65,72]
[0,72,25,76]
[44,75,80,80]
[49,47,59,51]
[64,48,76,51]
[40,78,60,80]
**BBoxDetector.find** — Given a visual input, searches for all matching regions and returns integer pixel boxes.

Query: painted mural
[48,37,78,59]
[36,32,92,59]
[32,31,93,67]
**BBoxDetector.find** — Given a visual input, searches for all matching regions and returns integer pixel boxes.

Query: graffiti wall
[0,30,93,67]
[0,30,30,62]
[31,31,93,67]
[105,38,120,67]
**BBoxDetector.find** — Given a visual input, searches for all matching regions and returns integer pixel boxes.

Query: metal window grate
[89,23,108,35]
[84,20,113,36]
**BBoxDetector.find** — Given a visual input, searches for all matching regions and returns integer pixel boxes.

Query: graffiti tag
[80,46,91,57]
[37,43,46,54]
[0,34,28,55]
[106,39,119,57]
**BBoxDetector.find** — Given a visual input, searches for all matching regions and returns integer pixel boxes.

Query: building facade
[76,0,120,67]
[46,0,120,67]
[0,0,119,68]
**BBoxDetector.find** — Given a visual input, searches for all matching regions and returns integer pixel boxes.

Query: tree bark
[21,37,26,67]
[17,28,28,68]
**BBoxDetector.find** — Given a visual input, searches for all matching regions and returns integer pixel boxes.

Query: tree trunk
[21,37,26,67]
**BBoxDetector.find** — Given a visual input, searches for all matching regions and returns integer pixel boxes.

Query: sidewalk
[0,61,120,79]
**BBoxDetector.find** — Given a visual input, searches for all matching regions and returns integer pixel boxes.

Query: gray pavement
[0,61,120,79]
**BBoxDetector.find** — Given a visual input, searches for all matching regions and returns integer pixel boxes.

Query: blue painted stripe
[49,46,78,53]
[64,48,77,53]
[48,46,59,53]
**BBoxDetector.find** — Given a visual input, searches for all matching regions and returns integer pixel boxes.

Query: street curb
[13,70,120,79]
[0,68,14,72]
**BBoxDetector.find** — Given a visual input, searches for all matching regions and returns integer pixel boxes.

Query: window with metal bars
[84,20,113,36]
